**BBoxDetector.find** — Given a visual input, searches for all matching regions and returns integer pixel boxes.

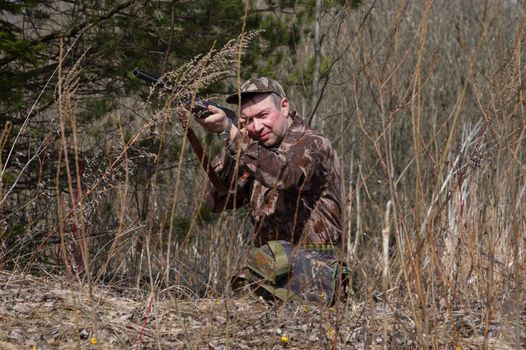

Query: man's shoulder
[303,124,329,140]
[289,112,331,141]
[290,114,335,149]
[282,127,335,162]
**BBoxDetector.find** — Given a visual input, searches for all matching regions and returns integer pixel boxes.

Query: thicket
[1,0,525,347]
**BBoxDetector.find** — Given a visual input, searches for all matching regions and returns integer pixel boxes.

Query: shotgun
[132,68,238,121]
[132,68,249,192]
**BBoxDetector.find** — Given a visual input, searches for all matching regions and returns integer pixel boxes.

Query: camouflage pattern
[246,240,348,305]
[225,77,287,104]
[205,111,343,247]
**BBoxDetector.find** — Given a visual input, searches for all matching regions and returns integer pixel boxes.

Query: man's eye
[241,119,252,126]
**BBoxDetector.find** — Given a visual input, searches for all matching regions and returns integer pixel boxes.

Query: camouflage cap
[225,77,286,104]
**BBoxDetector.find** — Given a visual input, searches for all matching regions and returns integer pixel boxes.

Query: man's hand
[194,104,229,133]
[194,104,241,142]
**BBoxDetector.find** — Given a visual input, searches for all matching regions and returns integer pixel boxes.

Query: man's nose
[253,119,264,133]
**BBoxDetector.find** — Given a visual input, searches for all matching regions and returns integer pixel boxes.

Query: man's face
[239,93,290,147]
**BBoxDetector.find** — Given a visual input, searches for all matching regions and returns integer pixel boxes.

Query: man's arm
[205,146,251,212]
[192,104,251,211]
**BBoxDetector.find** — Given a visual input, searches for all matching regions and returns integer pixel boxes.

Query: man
[195,77,343,248]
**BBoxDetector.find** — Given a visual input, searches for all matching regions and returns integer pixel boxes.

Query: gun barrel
[132,68,159,84]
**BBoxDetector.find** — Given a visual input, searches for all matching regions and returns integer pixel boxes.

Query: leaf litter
[0,271,522,349]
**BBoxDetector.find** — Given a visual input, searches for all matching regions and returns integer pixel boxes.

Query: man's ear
[280,98,289,115]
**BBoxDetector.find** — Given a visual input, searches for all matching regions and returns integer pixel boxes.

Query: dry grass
[1,0,526,349]
[2,271,522,349]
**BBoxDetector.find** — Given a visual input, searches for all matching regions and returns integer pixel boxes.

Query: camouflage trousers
[245,240,349,305]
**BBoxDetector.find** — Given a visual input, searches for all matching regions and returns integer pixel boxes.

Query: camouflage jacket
[205,112,343,247]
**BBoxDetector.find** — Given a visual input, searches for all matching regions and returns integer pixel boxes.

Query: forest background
[1,0,525,349]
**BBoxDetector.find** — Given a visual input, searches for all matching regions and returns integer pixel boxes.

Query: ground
[0,271,521,349]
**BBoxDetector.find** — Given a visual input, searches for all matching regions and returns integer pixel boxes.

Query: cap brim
[225,92,247,104]
[225,90,280,104]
